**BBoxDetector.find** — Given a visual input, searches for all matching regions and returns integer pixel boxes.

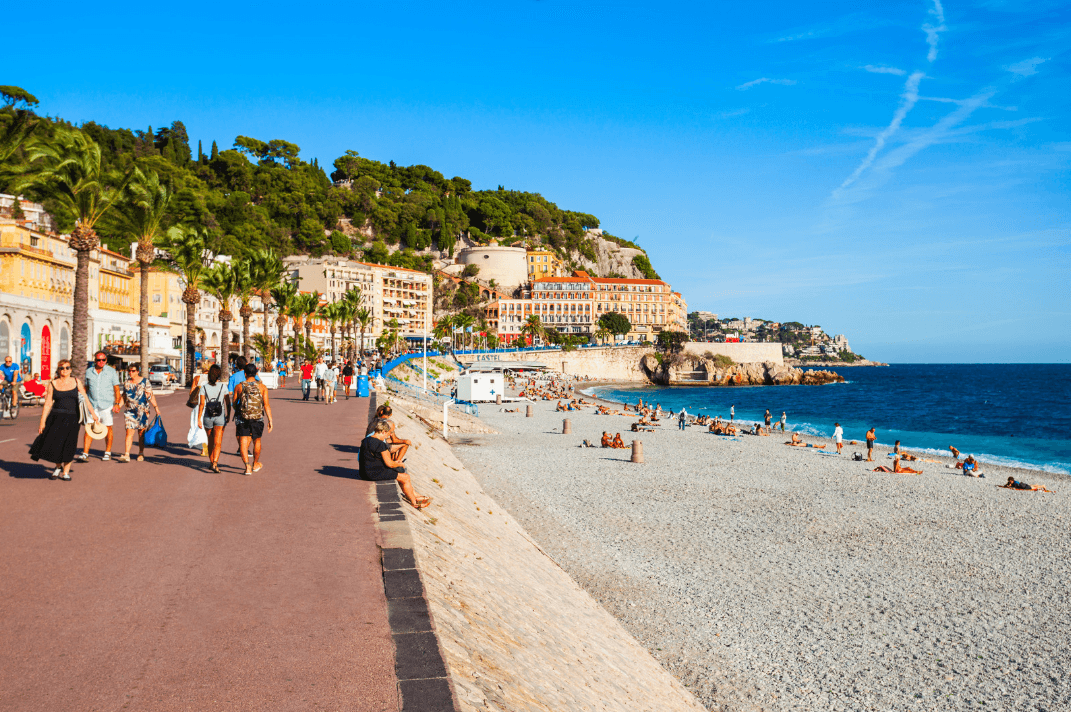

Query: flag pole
[423,302,427,392]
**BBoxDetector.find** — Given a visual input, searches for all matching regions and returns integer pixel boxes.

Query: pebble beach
[451,384,1071,712]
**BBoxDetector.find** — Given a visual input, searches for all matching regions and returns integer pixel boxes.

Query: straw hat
[85,421,108,440]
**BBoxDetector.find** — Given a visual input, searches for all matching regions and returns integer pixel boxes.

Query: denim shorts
[203,413,226,429]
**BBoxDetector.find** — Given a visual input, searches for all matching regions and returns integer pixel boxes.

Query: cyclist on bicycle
[1,355,21,414]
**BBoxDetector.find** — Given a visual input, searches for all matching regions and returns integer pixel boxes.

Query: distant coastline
[787,358,888,367]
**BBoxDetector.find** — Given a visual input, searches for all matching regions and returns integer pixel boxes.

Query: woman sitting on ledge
[874,456,922,474]
[1000,477,1053,493]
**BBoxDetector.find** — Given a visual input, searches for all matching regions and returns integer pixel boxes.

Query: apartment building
[497,271,688,344]
[526,249,566,279]
[284,256,433,350]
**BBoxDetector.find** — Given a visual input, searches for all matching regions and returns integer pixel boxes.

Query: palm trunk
[139,262,150,378]
[219,316,231,381]
[293,320,302,358]
[72,247,92,367]
[330,325,336,360]
[242,312,251,361]
[277,316,287,363]
[184,302,197,387]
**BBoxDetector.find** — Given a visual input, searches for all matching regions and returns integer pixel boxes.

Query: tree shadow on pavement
[319,465,358,479]
[2,457,53,479]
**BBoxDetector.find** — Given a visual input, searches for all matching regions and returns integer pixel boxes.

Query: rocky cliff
[642,355,845,387]
[568,229,650,280]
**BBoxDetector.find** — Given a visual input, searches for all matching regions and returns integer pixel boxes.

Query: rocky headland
[642,354,845,387]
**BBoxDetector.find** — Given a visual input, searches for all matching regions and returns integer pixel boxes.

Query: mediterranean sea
[589,363,1071,474]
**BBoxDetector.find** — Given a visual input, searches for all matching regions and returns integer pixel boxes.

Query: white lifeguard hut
[455,370,502,402]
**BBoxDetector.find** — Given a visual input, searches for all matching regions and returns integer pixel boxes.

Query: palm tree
[433,315,453,351]
[12,128,129,363]
[202,262,238,380]
[593,327,611,345]
[250,334,275,365]
[0,106,38,169]
[341,287,363,361]
[286,297,304,361]
[250,248,285,341]
[300,291,322,347]
[114,167,171,378]
[270,281,298,363]
[159,225,212,386]
[233,261,255,361]
[455,314,475,350]
[520,314,544,349]
[355,308,372,359]
[321,302,344,361]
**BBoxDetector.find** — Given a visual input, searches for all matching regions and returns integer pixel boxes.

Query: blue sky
[13,0,1071,362]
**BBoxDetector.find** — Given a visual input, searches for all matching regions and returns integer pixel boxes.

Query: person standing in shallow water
[764,409,772,430]
[730,405,734,421]
[780,412,787,433]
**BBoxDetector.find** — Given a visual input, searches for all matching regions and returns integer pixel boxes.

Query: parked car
[148,364,171,387]
[168,365,181,384]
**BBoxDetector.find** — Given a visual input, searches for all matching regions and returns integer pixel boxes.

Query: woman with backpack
[198,364,231,473]
[233,363,273,476]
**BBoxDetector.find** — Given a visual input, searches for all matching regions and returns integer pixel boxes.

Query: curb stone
[368,392,460,712]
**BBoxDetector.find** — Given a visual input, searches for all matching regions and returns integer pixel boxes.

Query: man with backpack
[233,363,273,476]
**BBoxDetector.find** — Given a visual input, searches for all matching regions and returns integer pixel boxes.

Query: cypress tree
[210,140,219,161]
[198,139,203,162]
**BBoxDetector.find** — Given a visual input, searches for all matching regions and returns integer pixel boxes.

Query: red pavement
[0,383,398,712]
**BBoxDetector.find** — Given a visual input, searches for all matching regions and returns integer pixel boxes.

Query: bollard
[496,394,502,404]
[631,440,644,463]
[563,418,572,434]
[526,404,533,418]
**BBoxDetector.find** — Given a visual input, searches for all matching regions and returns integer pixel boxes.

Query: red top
[300,364,314,379]
[23,379,46,397]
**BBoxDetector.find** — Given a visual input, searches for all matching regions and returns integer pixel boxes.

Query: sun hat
[85,421,108,440]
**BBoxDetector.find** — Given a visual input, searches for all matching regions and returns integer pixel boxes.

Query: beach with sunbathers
[451,374,1071,712]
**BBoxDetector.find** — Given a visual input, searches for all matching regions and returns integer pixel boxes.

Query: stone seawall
[459,342,782,383]
[389,399,708,712]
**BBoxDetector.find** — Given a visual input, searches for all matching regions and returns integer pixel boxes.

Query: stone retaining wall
[390,402,708,712]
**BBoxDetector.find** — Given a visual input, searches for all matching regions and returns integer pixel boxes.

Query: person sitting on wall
[23,372,46,398]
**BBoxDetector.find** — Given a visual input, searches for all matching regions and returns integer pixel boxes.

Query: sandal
[210,463,220,473]
[252,463,263,473]
[243,469,253,476]
[117,455,130,463]
[137,454,145,462]
[59,472,71,481]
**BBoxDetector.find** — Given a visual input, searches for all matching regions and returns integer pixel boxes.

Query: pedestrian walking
[323,361,338,404]
[76,351,122,462]
[233,363,273,475]
[187,362,210,457]
[342,360,354,399]
[300,359,314,400]
[314,357,327,402]
[780,411,787,433]
[833,422,844,454]
[730,405,735,421]
[277,358,287,388]
[866,427,876,462]
[118,364,159,463]
[229,356,260,457]
[764,409,772,429]
[678,408,687,431]
[33,359,98,480]
[198,364,230,473]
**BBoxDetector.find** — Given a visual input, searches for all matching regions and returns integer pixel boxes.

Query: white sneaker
[74,452,89,462]
[102,452,112,461]
[50,468,61,480]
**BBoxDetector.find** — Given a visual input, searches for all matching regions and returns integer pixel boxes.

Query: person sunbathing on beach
[611,433,627,449]
[785,433,826,448]
[893,441,918,461]
[1000,476,1053,493]
[874,456,922,474]
[949,446,961,459]
[601,432,612,448]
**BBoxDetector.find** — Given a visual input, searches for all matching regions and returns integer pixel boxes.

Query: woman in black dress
[34,359,98,481]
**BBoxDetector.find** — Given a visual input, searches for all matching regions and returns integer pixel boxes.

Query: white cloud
[1007,57,1048,76]
[834,71,925,195]
[864,65,907,76]
[922,0,947,62]
[736,78,796,91]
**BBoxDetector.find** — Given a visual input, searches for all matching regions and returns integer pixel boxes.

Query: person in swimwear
[601,431,612,448]
[874,456,922,474]
[1001,476,1053,493]
[611,433,626,449]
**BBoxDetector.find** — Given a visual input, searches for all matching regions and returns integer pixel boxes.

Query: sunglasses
[95,358,107,362]
[59,366,72,371]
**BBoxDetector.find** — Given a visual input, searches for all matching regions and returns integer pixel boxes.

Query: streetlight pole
[423,300,427,393]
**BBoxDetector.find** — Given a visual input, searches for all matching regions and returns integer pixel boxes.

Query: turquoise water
[588,364,1071,474]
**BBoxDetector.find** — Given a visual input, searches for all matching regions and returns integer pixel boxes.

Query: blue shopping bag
[144,416,168,448]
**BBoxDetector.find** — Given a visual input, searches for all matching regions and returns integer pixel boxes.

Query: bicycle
[0,382,18,421]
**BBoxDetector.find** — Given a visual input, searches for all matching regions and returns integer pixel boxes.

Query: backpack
[203,383,224,418]
[237,382,264,420]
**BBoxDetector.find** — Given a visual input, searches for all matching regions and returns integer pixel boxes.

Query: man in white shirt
[313,357,327,402]
[833,422,844,454]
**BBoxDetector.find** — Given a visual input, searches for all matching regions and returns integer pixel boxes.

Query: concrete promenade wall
[390,402,708,712]
[683,342,784,366]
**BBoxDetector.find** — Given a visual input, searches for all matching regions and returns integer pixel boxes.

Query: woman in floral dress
[118,363,159,463]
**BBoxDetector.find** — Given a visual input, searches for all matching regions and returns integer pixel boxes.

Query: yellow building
[526,249,565,279]
[0,220,75,378]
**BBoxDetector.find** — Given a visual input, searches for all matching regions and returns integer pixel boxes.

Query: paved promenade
[0,384,396,712]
